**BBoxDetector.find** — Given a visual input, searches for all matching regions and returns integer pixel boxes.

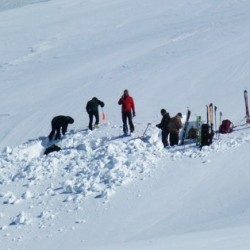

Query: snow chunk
[3,192,21,205]
[22,191,34,199]
[0,225,7,231]
[10,212,32,226]
[38,211,55,220]
[2,146,12,154]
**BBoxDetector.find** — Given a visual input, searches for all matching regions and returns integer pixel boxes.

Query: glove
[133,111,136,117]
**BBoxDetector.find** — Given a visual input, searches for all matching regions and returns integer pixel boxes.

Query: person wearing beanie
[118,89,135,135]
[156,109,171,147]
[168,113,183,146]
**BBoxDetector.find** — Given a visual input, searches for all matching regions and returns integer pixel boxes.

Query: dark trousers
[49,126,61,140]
[88,111,99,130]
[162,131,169,147]
[122,112,134,133]
[170,133,179,146]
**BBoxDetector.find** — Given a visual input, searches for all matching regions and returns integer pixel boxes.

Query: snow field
[1,0,250,249]
[1,121,250,239]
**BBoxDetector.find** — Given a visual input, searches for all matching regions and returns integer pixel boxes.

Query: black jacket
[156,113,170,132]
[51,115,74,134]
[86,98,104,114]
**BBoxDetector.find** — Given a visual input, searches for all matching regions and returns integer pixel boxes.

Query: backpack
[219,119,233,134]
[201,124,213,147]
[44,144,61,155]
[187,127,197,139]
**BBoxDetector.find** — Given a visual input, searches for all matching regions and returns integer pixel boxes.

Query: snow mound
[1,122,250,217]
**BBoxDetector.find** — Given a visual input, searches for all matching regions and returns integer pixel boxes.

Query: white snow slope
[1,0,250,249]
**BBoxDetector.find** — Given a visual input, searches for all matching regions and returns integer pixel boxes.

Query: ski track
[0,0,50,12]
[0,122,250,237]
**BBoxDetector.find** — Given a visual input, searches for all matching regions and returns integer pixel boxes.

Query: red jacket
[118,95,135,113]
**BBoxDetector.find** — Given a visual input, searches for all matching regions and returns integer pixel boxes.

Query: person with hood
[48,115,74,141]
[156,109,171,147]
[168,112,183,146]
[118,89,135,135]
[86,97,105,130]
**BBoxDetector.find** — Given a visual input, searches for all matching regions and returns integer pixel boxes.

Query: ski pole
[233,122,247,129]
[142,123,151,137]
[101,108,106,121]
[219,111,222,125]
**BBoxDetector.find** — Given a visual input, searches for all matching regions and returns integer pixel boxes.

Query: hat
[67,116,74,124]
[123,89,129,96]
[161,109,166,115]
[177,112,182,118]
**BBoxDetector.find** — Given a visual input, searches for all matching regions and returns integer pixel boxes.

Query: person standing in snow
[86,97,105,130]
[118,89,135,135]
[156,109,171,147]
[48,115,74,140]
[168,112,182,146]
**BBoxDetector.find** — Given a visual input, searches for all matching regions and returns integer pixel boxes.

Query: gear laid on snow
[200,123,214,148]
[219,119,233,134]
[187,127,197,139]
[200,104,215,149]
[44,144,61,155]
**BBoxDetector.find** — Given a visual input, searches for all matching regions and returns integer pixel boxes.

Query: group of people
[48,89,136,141]
[156,109,183,147]
[48,89,182,148]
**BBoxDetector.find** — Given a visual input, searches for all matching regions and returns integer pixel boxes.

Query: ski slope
[1,0,250,249]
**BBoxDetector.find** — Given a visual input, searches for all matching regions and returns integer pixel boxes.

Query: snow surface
[1,0,250,249]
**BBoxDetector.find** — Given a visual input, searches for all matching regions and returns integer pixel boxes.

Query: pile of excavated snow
[1,121,250,234]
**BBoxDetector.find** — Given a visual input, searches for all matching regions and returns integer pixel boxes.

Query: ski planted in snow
[214,106,217,133]
[219,111,223,125]
[208,103,214,133]
[244,90,250,123]
[206,105,209,124]
[180,109,191,145]
[196,115,202,146]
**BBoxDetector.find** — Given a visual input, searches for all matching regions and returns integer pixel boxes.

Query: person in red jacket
[118,89,136,135]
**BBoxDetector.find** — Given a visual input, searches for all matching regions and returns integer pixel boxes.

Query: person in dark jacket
[48,115,74,141]
[168,112,182,146]
[86,97,105,130]
[156,109,171,147]
[118,89,135,134]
